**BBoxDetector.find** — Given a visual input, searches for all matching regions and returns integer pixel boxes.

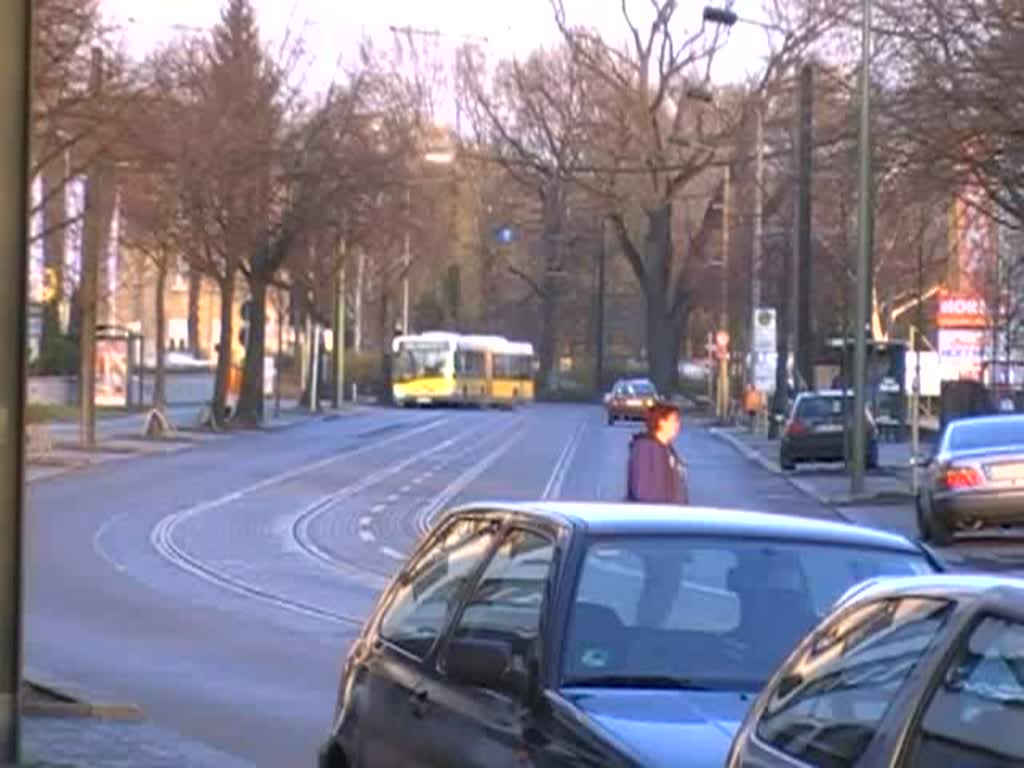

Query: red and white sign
[938,328,985,382]
[937,292,989,329]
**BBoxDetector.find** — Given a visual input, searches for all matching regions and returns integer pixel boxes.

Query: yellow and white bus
[391,332,535,407]
[491,340,536,405]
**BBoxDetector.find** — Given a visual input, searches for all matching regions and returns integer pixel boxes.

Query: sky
[100,0,777,124]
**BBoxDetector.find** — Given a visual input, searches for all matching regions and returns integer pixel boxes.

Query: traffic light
[239,299,252,348]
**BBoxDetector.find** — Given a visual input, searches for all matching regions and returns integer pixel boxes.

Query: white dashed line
[379,546,405,560]
[412,477,425,485]
[359,529,376,543]
[371,504,387,513]
[359,516,372,527]
[400,485,412,493]
[386,494,400,502]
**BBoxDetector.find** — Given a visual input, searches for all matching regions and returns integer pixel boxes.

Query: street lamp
[850,0,872,496]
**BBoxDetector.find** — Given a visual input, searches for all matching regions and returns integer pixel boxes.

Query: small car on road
[780,390,879,471]
[915,413,1024,545]
[727,573,1024,768]
[319,502,942,768]
[605,378,658,425]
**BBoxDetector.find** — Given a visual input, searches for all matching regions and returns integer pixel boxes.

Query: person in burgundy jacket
[626,400,689,504]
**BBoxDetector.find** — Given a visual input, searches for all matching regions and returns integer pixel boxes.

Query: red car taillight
[785,420,807,436]
[944,466,983,490]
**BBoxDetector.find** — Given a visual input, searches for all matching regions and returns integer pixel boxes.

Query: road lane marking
[91,511,130,573]
[290,418,509,573]
[400,485,412,493]
[160,415,448,524]
[358,529,376,543]
[386,494,400,502]
[412,477,425,485]
[371,504,387,513]
[359,516,372,527]
[149,415,480,615]
[543,419,587,500]
[416,421,531,534]
[379,546,405,560]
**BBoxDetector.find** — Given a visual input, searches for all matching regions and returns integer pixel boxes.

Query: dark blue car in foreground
[320,502,942,767]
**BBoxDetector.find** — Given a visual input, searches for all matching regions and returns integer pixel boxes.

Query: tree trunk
[538,277,557,392]
[212,277,235,425]
[154,262,167,412]
[235,276,267,426]
[642,205,680,394]
[188,269,201,356]
[41,151,66,351]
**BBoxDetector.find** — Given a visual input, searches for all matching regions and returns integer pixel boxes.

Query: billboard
[936,292,988,329]
[938,329,985,382]
[96,336,129,407]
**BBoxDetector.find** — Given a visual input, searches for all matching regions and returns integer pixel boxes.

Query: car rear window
[949,420,1024,452]
[796,396,848,422]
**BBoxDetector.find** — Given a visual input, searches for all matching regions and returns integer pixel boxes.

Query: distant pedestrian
[626,401,689,504]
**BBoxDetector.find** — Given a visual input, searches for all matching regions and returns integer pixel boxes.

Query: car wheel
[318,740,349,768]
[922,498,954,547]
[607,413,615,426]
[780,452,796,471]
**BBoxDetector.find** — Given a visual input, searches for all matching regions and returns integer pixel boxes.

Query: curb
[22,678,144,722]
[709,427,913,514]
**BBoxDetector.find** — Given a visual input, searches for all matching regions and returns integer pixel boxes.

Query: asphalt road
[24,403,1011,766]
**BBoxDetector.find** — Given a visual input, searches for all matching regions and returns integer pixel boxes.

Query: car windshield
[620,381,655,397]
[949,419,1024,452]
[561,536,934,692]
[393,342,450,381]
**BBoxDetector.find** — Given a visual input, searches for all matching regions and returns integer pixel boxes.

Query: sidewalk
[711,425,916,506]
[22,717,253,768]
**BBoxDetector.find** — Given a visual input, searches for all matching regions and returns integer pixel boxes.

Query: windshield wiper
[563,674,714,691]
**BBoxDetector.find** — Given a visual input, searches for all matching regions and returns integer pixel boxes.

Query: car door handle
[408,688,429,718]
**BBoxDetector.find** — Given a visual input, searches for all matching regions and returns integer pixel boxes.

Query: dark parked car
[605,378,658,425]
[915,413,1024,545]
[727,573,1024,768]
[780,390,878,471]
[319,502,941,768]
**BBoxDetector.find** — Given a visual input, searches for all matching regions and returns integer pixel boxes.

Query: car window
[444,528,556,686]
[755,597,952,768]
[378,517,498,659]
[908,614,1024,767]
[949,420,1024,452]
[562,537,935,691]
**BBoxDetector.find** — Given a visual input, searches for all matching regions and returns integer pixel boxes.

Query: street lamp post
[851,0,873,496]
[0,1,31,760]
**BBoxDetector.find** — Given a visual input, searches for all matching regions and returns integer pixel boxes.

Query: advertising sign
[752,308,777,353]
[936,292,989,329]
[938,329,985,382]
[96,336,129,407]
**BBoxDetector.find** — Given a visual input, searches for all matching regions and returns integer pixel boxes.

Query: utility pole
[79,47,114,449]
[851,0,873,496]
[719,165,732,421]
[595,218,607,394]
[0,2,30,760]
[310,323,320,413]
[333,260,346,409]
[402,187,411,334]
[796,63,814,390]
[750,105,764,390]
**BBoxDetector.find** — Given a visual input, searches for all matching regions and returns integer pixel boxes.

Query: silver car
[915,414,1024,545]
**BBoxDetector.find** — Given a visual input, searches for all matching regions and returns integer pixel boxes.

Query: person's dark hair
[645,400,680,434]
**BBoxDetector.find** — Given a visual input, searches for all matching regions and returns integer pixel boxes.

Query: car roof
[837,573,1024,609]
[948,413,1024,430]
[444,501,923,552]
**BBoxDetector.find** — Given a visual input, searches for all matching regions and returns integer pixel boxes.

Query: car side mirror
[445,637,517,693]
[910,454,932,468]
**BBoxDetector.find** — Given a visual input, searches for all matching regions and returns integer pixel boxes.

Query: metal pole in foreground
[0,0,31,760]
[402,187,411,334]
[720,165,732,421]
[851,0,872,496]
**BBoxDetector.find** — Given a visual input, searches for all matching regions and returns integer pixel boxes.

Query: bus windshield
[394,342,451,381]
